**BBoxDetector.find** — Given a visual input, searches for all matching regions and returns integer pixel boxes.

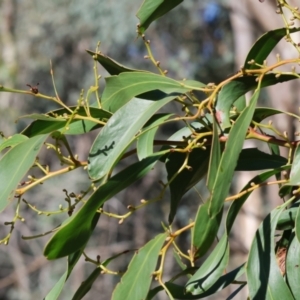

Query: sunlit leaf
[44,269,68,300]
[296,206,300,244]
[186,235,229,295]
[112,233,167,300]
[192,202,222,257]
[208,90,260,217]
[216,75,298,128]
[0,134,48,212]
[71,268,101,300]
[101,72,197,112]
[234,95,246,112]
[156,264,245,300]
[247,207,294,299]
[88,96,175,181]
[226,166,289,234]
[207,117,221,192]
[276,207,297,230]
[286,143,300,186]
[0,134,28,152]
[137,113,172,160]
[286,234,300,299]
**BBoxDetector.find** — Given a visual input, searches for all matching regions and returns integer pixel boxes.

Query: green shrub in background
[1,1,300,299]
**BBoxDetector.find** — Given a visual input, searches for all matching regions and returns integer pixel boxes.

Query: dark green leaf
[186,235,229,295]
[286,235,300,299]
[244,27,300,69]
[112,233,167,300]
[247,207,294,300]
[0,134,48,212]
[137,113,172,160]
[136,0,183,33]
[87,50,141,75]
[44,153,162,259]
[71,268,101,300]
[252,107,284,123]
[235,148,287,171]
[88,96,175,181]
[166,148,210,224]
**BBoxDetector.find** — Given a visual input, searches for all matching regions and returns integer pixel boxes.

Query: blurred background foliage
[0,0,235,299]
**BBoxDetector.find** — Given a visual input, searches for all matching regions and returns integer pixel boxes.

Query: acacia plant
[1,0,300,299]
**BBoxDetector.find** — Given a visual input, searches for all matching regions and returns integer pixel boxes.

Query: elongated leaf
[17,114,65,121]
[192,201,222,257]
[216,74,298,128]
[166,148,210,223]
[112,233,167,300]
[207,117,221,191]
[166,118,211,143]
[173,249,189,273]
[72,268,101,300]
[247,207,294,300]
[226,284,247,300]
[244,27,300,69]
[22,106,111,137]
[281,143,300,205]
[235,148,287,171]
[296,206,300,244]
[101,72,197,112]
[88,96,175,181]
[146,264,245,300]
[136,0,183,33]
[234,95,246,112]
[252,107,284,123]
[287,143,300,186]
[137,113,172,160]
[186,235,229,295]
[208,90,260,217]
[166,264,244,300]
[44,153,163,259]
[286,235,300,299]
[0,134,28,152]
[276,207,297,230]
[226,166,289,234]
[86,50,141,75]
[44,215,101,300]
[0,134,48,212]
[44,270,68,300]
